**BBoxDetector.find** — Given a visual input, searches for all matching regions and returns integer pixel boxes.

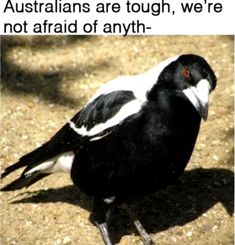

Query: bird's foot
[122,203,155,245]
[96,222,113,245]
[133,219,155,245]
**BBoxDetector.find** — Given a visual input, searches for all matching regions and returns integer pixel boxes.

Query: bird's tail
[0,142,54,191]
[1,151,74,192]
[1,123,77,192]
[1,142,50,180]
[1,172,51,191]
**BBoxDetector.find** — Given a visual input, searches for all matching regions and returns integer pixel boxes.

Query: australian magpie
[1,54,217,245]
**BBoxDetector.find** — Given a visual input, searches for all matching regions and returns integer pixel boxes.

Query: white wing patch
[24,151,74,175]
[70,99,143,138]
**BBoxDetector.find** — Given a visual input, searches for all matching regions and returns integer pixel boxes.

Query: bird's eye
[182,66,191,79]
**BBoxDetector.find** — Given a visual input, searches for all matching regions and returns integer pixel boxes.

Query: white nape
[87,56,179,104]
[24,151,74,175]
[69,56,179,139]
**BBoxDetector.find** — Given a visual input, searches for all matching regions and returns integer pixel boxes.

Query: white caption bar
[0,0,234,35]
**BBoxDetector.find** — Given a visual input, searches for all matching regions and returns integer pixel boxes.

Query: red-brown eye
[182,66,191,79]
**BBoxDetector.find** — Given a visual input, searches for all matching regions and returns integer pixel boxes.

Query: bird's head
[157,54,217,121]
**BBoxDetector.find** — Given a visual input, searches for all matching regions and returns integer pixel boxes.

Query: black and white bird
[1,54,216,245]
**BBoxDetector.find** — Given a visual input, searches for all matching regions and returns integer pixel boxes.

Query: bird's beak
[183,79,211,121]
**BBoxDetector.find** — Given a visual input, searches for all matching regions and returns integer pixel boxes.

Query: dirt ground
[0,36,234,245]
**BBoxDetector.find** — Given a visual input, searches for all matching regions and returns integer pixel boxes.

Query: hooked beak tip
[201,104,208,121]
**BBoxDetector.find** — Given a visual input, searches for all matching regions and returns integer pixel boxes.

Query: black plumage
[1,54,217,245]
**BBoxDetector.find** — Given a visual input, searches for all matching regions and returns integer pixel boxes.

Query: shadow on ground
[1,36,109,107]
[11,167,234,243]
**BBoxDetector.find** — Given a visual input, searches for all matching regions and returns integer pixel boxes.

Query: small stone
[212,225,218,232]
[54,239,61,245]
[22,135,28,140]
[171,236,177,242]
[212,155,219,161]
[186,231,193,237]
[26,220,32,226]
[63,236,71,244]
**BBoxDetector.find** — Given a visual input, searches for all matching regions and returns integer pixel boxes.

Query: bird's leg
[123,203,155,245]
[132,219,155,245]
[91,198,113,245]
[96,222,112,245]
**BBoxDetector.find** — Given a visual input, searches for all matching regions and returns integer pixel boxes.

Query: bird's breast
[71,94,201,198]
